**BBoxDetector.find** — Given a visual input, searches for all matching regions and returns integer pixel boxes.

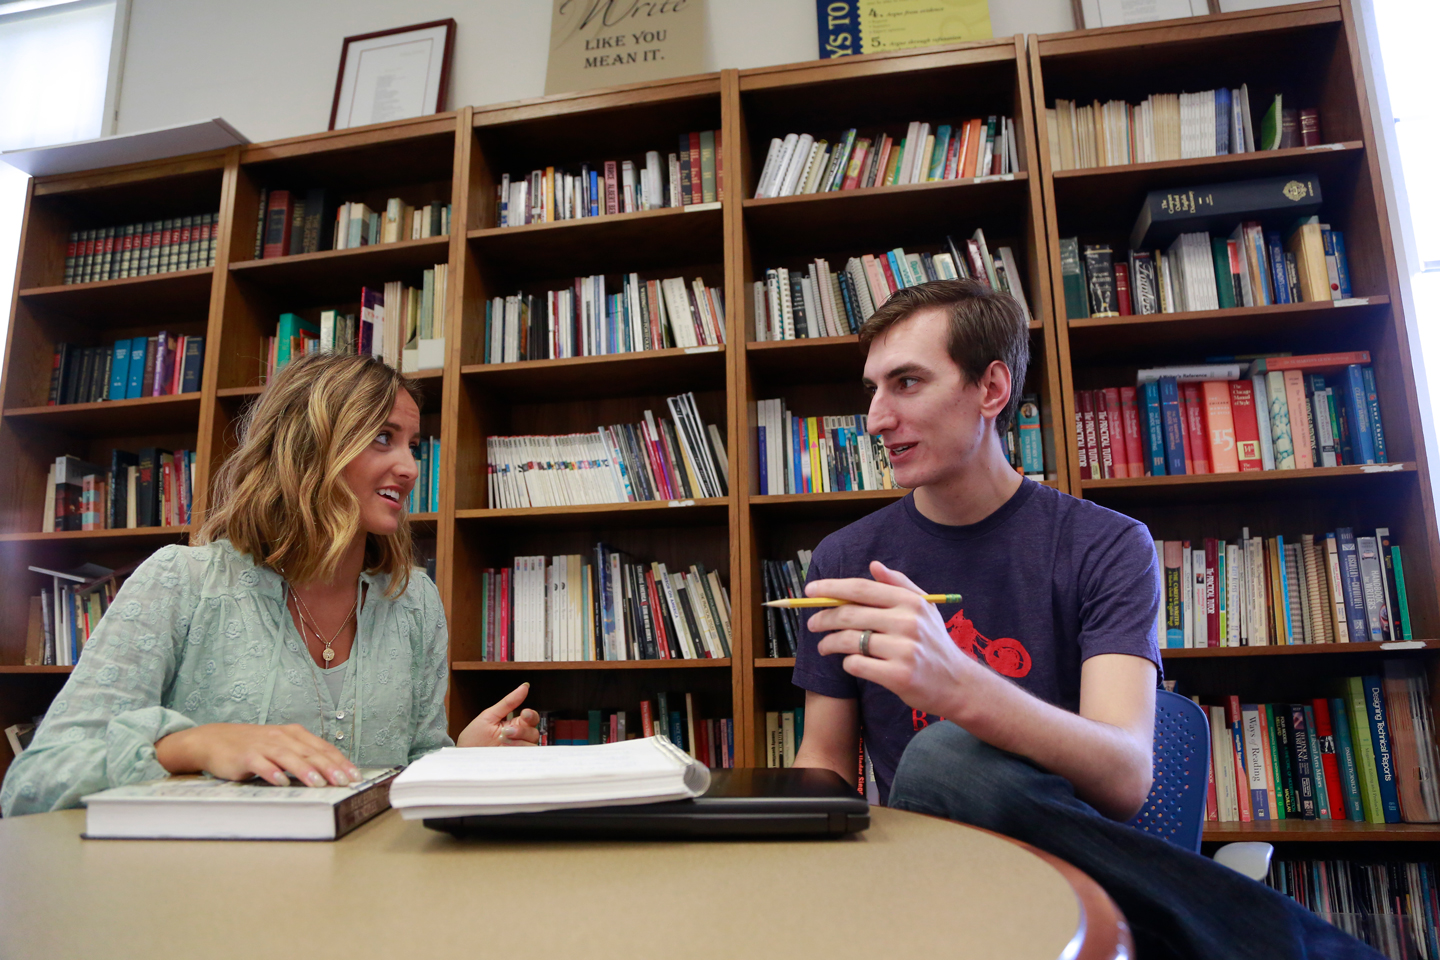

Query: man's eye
[899,377,919,389]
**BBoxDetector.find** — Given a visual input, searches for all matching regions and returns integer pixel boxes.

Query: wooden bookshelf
[1,2,1436,839]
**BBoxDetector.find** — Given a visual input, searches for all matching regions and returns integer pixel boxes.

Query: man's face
[862,307,992,490]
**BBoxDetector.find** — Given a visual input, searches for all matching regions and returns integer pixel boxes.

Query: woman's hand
[155,723,361,787]
[457,682,541,747]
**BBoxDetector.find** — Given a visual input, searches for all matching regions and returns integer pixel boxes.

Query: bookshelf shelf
[3,394,202,435]
[0,526,191,544]
[1163,639,1440,659]
[1079,463,1416,500]
[467,204,724,277]
[756,658,797,668]
[456,498,730,527]
[1067,296,1388,331]
[1202,821,1440,842]
[461,346,726,401]
[18,269,214,313]
[228,236,452,301]
[453,658,732,672]
[1052,142,1364,183]
[0,666,73,674]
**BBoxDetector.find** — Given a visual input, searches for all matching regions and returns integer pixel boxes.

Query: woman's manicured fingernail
[307,771,326,786]
[348,768,361,780]
[332,770,352,785]
[272,773,289,785]
[501,726,517,738]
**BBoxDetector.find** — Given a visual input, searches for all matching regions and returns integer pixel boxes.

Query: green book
[889,138,907,185]
[1260,94,1284,151]
[1211,237,1237,309]
[1264,703,1286,818]
[698,130,717,204]
[588,709,602,745]
[1344,676,1385,824]
[1392,546,1414,640]
[276,312,319,369]
[1059,238,1089,320]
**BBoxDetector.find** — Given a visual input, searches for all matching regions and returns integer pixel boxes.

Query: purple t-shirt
[792,479,1161,802]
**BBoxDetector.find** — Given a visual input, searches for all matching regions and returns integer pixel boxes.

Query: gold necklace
[288,585,356,667]
[282,577,361,760]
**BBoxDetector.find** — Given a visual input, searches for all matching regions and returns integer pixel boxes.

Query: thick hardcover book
[1158,377,1186,476]
[262,190,293,259]
[136,447,159,528]
[108,448,138,529]
[126,335,148,400]
[1344,677,1386,823]
[1289,705,1318,819]
[1227,380,1264,471]
[1130,174,1323,251]
[1141,380,1166,476]
[1329,695,1366,820]
[1059,238,1088,319]
[1309,698,1347,820]
[84,768,399,840]
[179,337,206,393]
[1270,705,1297,816]
[1082,245,1118,317]
[108,339,130,401]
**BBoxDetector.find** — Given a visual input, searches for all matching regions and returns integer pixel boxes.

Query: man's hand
[155,723,361,787]
[457,682,542,747]
[807,560,980,720]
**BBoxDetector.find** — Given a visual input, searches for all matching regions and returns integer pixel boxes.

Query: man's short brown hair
[859,278,1030,432]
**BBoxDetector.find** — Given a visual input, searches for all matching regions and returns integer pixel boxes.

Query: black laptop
[423,767,869,839]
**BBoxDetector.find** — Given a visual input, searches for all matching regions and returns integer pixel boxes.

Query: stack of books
[1077,353,1386,480]
[752,230,1031,341]
[43,448,193,533]
[754,404,895,496]
[477,545,730,662]
[764,708,805,768]
[483,273,724,363]
[535,696,733,768]
[262,267,448,380]
[407,436,441,514]
[485,393,727,508]
[254,188,450,258]
[497,129,722,227]
[1201,663,1440,825]
[1267,858,1438,957]
[1155,525,1414,649]
[762,550,812,657]
[753,116,1016,199]
[26,561,133,666]
[63,214,219,283]
[48,333,205,406]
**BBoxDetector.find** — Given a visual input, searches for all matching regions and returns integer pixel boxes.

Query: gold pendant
[323,648,335,662]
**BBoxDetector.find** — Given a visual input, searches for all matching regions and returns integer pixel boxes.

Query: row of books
[752,117,1017,200]
[761,550,812,658]
[1267,859,1438,959]
[408,437,441,514]
[1047,87,1316,170]
[1203,665,1440,825]
[62,213,219,284]
[1155,526,1413,650]
[484,394,729,509]
[754,405,895,496]
[43,448,193,532]
[1078,355,1387,480]
[497,129,722,227]
[482,274,725,364]
[254,187,450,258]
[535,696,734,767]
[25,561,131,666]
[764,708,806,768]
[1063,221,1353,319]
[477,547,731,662]
[262,268,449,380]
[47,333,204,407]
[751,230,1032,342]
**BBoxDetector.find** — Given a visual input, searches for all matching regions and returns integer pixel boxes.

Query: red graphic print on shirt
[945,608,1032,679]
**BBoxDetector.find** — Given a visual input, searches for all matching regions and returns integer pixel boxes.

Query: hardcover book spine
[1362,675,1402,823]
[1159,377,1186,476]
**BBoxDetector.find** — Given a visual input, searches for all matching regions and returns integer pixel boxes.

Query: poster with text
[545,0,707,96]
[818,0,992,59]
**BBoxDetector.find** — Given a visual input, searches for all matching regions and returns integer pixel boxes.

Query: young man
[792,279,1381,960]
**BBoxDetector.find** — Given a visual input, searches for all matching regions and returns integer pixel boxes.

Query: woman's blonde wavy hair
[196,353,423,597]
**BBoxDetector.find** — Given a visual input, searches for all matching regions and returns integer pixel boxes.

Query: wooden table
[0,806,1129,959]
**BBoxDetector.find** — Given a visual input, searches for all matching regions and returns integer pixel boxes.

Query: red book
[677,134,692,205]
[1074,394,1091,480]
[1102,387,1126,477]
[1093,388,1114,479]
[140,226,154,271]
[714,128,723,200]
[1299,109,1322,147]
[603,161,620,216]
[688,131,703,204]
[644,568,672,658]
[1113,262,1133,316]
[877,255,901,295]
[1204,538,1219,646]
[1311,698,1348,819]
[1205,729,1219,820]
[120,230,134,275]
[261,190,293,259]
[102,231,116,278]
[1079,390,1101,480]
[500,567,511,660]
[1227,380,1265,471]
[1253,351,1370,374]
[1119,386,1145,477]
[1227,696,1253,821]
[1180,382,1209,474]
[1201,380,1240,473]
[640,700,655,737]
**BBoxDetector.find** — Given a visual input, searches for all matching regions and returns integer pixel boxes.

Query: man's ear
[978,360,1012,422]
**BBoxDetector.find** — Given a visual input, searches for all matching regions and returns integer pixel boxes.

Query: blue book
[928,125,952,180]
[590,169,601,217]
[1343,365,1377,464]
[1266,232,1291,304]
[1360,366,1387,463]
[1331,229,1353,298]
[430,439,440,510]
[1329,696,1366,820]
[1362,675,1403,823]
[1276,534,1294,643]
[109,339,130,400]
[1336,528,1370,643]
[669,711,685,750]
[1141,380,1166,475]
[886,250,908,288]
[757,425,768,494]
[1215,89,1232,154]
[125,335,148,399]
[1158,377,1187,476]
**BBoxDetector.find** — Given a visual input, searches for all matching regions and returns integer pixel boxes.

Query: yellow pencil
[763,594,963,608]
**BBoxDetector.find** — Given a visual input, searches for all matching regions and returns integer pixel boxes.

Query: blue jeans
[888,722,1385,960]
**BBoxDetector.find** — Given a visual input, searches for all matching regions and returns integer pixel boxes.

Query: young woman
[1,353,538,816]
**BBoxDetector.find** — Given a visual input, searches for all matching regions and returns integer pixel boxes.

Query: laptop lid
[424,768,869,839]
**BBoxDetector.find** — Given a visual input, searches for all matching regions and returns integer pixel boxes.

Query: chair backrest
[1125,690,1210,853]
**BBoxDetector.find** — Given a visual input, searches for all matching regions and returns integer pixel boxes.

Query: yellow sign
[820,0,992,59]
[545,0,707,96]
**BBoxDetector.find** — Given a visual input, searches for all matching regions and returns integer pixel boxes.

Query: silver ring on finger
[858,629,873,658]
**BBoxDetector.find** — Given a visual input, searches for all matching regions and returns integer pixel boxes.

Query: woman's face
[341,391,421,536]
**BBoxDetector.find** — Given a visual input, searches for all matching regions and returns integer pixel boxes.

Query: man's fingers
[870,560,927,596]
[817,629,898,660]
[479,682,532,723]
[807,603,909,636]
[806,576,921,608]
[840,653,906,688]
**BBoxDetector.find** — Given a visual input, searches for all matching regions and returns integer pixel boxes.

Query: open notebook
[389,736,710,819]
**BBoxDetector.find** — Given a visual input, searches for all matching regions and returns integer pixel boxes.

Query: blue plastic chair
[1127,689,1273,880]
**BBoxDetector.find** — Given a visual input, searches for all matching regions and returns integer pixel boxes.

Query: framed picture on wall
[1074,0,1219,30]
[329,19,456,131]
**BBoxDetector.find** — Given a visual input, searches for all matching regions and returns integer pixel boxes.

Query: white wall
[115,0,1076,143]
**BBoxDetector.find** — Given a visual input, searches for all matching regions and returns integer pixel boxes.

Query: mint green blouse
[0,539,452,816]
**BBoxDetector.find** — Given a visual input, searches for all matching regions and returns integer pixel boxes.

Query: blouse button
[336,712,345,720]
[335,733,345,740]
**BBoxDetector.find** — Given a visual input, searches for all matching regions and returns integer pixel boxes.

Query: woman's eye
[375,432,391,445]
